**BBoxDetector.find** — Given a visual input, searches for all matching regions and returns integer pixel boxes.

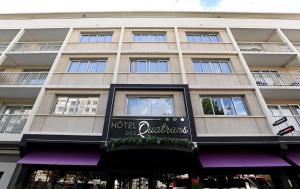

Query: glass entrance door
[113,174,190,189]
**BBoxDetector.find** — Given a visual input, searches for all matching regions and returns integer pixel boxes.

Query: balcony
[252,72,300,87]
[0,72,48,85]
[0,42,9,52]
[180,42,235,53]
[9,41,62,52]
[0,114,28,134]
[0,72,47,98]
[238,42,291,53]
[271,116,300,136]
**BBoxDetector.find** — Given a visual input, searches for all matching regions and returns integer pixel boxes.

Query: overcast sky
[1,0,300,13]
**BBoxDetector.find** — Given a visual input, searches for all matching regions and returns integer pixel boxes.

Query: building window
[133,33,167,42]
[201,96,248,116]
[127,97,174,116]
[186,33,220,43]
[53,96,99,115]
[193,59,232,73]
[130,59,169,73]
[80,33,112,42]
[68,60,106,73]
[0,105,32,133]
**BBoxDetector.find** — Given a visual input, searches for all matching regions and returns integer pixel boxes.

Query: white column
[112,26,125,83]
[226,27,276,135]
[0,28,24,66]
[174,26,187,84]
[276,28,299,54]
[22,27,74,133]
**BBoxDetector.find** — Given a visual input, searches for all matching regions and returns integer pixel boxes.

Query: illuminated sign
[273,117,287,126]
[108,117,191,139]
[278,126,295,136]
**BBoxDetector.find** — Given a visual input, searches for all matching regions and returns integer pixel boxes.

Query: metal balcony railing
[0,114,29,133]
[0,42,9,52]
[293,43,300,52]
[10,41,63,52]
[271,115,300,136]
[238,42,291,52]
[252,72,300,86]
[0,72,48,85]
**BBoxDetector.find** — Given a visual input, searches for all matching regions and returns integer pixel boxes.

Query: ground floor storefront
[7,132,300,189]
[11,142,300,189]
[16,168,300,189]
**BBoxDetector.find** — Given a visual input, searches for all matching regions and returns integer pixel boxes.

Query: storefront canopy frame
[17,150,101,166]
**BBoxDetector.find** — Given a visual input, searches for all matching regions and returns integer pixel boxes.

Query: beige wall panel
[195,117,271,135]
[30,115,104,134]
[50,73,113,86]
[113,90,186,117]
[187,74,249,86]
[117,73,182,84]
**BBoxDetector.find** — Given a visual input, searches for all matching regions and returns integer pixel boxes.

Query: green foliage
[14,184,30,189]
[107,137,193,150]
[192,183,203,189]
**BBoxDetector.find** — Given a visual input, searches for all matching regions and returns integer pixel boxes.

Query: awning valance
[18,150,101,166]
[199,150,290,168]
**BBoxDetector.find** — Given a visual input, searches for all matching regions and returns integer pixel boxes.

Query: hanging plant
[107,137,193,150]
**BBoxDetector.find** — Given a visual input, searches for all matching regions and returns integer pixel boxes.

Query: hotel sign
[273,117,287,126]
[108,117,191,139]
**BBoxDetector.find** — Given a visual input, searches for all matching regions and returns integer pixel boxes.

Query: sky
[0,0,300,13]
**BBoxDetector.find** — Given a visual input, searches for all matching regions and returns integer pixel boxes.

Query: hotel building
[0,11,300,189]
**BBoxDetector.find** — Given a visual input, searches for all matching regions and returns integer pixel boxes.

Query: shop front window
[196,174,275,189]
[25,170,107,189]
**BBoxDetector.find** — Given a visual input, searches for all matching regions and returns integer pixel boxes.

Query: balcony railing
[293,43,300,52]
[238,42,291,52]
[252,72,300,86]
[10,41,63,52]
[0,114,29,133]
[0,42,9,52]
[0,72,48,85]
[271,115,300,136]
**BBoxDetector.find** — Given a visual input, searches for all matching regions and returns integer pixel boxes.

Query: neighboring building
[0,11,300,189]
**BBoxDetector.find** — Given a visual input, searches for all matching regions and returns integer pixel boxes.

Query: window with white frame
[80,33,112,42]
[68,59,106,73]
[53,96,99,115]
[133,32,167,42]
[127,97,174,116]
[193,59,232,73]
[186,33,221,43]
[130,59,169,73]
[201,96,248,116]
